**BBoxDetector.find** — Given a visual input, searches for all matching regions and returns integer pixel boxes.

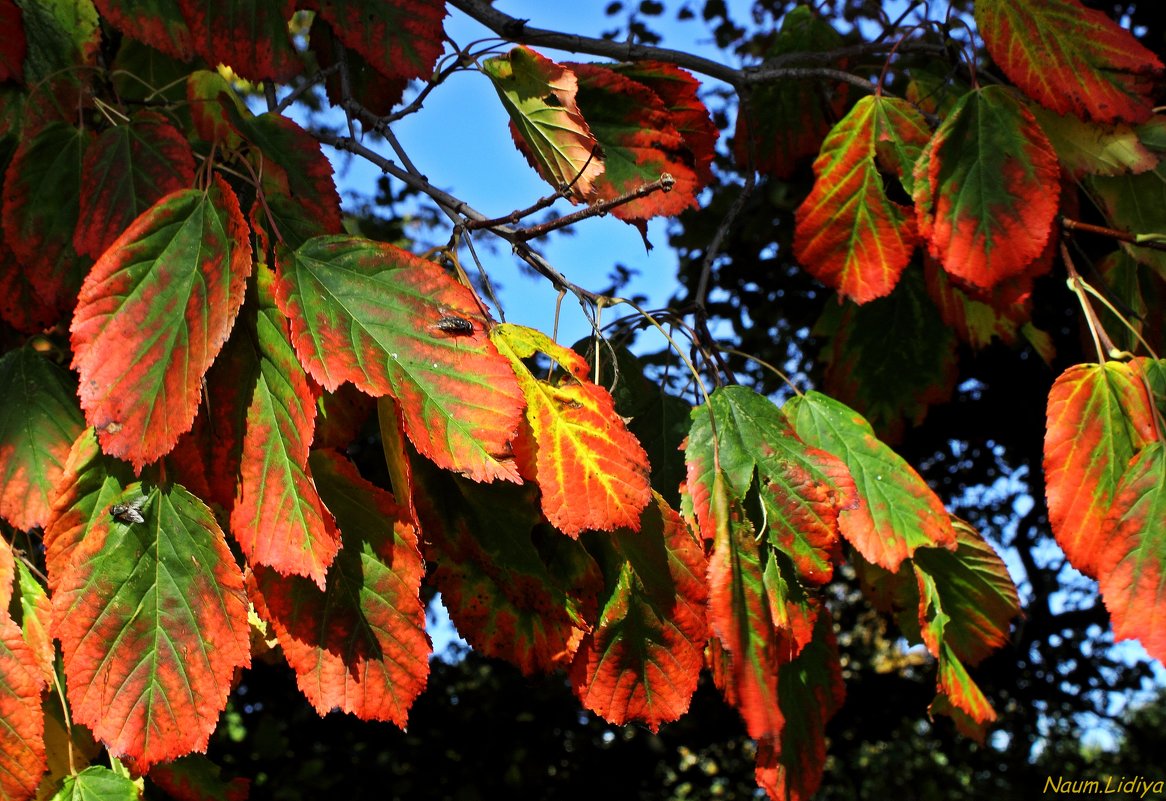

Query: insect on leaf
[276,235,524,483]
[70,175,253,470]
[482,46,604,202]
[491,323,651,535]
[52,482,251,771]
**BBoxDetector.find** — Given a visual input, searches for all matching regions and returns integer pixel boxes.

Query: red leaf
[309,0,446,92]
[491,323,651,535]
[53,482,251,771]
[310,18,406,116]
[1,121,93,321]
[92,0,194,62]
[176,0,301,83]
[569,494,708,730]
[976,0,1163,125]
[275,236,524,483]
[413,460,600,675]
[795,96,930,303]
[230,268,339,589]
[0,346,84,531]
[786,391,956,572]
[0,238,57,333]
[1044,361,1156,577]
[1097,441,1166,663]
[0,539,11,612]
[0,613,46,801]
[754,616,844,801]
[251,450,430,724]
[570,62,703,221]
[149,755,250,801]
[70,176,253,470]
[923,257,1039,350]
[0,0,26,84]
[914,86,1061,290]
[74,110,196,259]
[482,46,603,203]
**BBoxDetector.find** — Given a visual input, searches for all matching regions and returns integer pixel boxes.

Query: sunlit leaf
[685,386,855,585]
[253,450,429,724]
[795,95,930,303]
[976,0,1163,124]
[569,493,708,730]
[785,391,956,572]
[53,482,251,771]
[0,610,45,801]
[491,323,651,535]
[1097,441,1166,663]
[914,86,1060,290]
[230,267,339,589]
[176,0,300,82]
[74,110,196,259]
[482,46,603,202]
[1044,361,1156,577]
[48,765,139,801]
[0,345,84,531]
[11,560,53,683]
[276,235,524,483]
[70,176,252,470]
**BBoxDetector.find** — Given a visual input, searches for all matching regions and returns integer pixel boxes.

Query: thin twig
[1061,216,1166,253]
[513,174,675,242]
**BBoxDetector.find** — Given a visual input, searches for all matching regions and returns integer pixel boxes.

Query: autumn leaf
[1,121,92,320]
[914,85,1060,290]
[70,175,252,470]
[150,755,250,801]
[482,46,603,202]
[570,61,703,221]
[251,450,430,724]
[13,0,100,111]
[0,346,82,533]
[311,18,406,117]
[976,0,1163,125]
[176,0,300,83]
[92,0,194,61]
[795,95,930,303]
[412,457,600,675]
[685,385,855,585]
[230,267,339,589]
[569,493,708,730]
[1043,361,1156,578]
[1033,107,1157,179]
[275,235,524,483]
[491,323,651,536]
[52,482,251,771]
[1096,441,1166,663]
[11,560,53,683]
[785,390,956,572]
[0,0,26,83]
[0,611,45,801]
[923,258,1037,350]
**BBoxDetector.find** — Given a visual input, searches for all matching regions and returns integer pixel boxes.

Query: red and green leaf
[570,62,703,220]
[48,765,140,801]
[310,0,446,95]
[176,0,300,83]
[1043,361,1156,577]
[975,0,1163,125]
[74,110,196,259]
[569,493,708,730]
[1,121,92,320]
[251,449,430,724]
[413,458,600,675]
[491,323,651,536]
[482,46,604,202]
[0,0,26,84]
[923,258,1036,350]
[311,18,406,117]
[1096,441,1166,663]
[785,390,956,572]
[11,560,53,683]
[685,385,855,585]
[275,235,524,483]
[795,95,931,303]
[92,0,193,61]
[150,755,250,801]
[0,345,84,532]
[754,616,844,801]
[14,0,100,111]
[1033,107,1157,178]
[52,482,251,771]
[914,86,1060,290]
[70,176,252,470]
[230,267,339,589]
[0,611,46,801]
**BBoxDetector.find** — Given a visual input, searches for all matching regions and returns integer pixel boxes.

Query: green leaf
[52,482,251,771]
[0,345,84,532]
[70,176,253,470]
[914,86,1060,290]
[483,46,603,202]
[275,235,524,483]
[48,765,139,801]
[1089,162,1166,279]
[785,391,956,572]
[1033,107,1157,178]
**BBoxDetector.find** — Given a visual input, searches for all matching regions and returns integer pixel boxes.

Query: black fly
[110,497,146,525]
[433,314,474,336]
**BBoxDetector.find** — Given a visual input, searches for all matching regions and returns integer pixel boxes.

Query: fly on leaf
[433,314,474,336]
[110,497,146,525]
